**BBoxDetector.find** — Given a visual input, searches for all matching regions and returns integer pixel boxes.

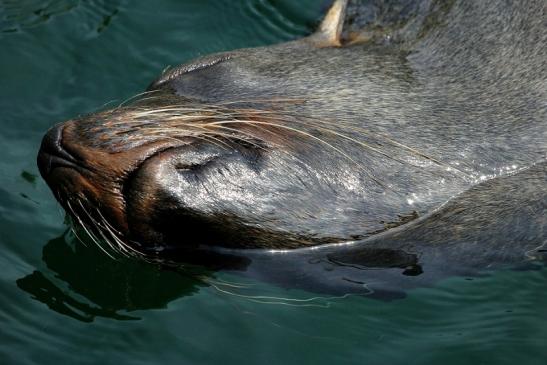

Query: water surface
[1,1,546,364]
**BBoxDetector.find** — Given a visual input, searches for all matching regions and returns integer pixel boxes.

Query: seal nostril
[37,123,80,177]
[42,123,78,162]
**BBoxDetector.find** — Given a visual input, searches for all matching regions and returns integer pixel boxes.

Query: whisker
[94,208,143,257]
[117,89,163,108]
[76,200,120,259]
[216,96,312,105]
[92,94,470,191]
[67,199,117,260]
[244,112,456,173]
[205,119,385,186]
[201,276,357,307]
[64,201,89,248]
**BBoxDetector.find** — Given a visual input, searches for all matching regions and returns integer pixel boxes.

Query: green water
[1,1,546,364]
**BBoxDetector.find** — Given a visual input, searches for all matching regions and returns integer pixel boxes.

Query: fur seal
[37,0,546,290]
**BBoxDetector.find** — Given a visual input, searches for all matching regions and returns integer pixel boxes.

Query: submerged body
[38,0,546,294]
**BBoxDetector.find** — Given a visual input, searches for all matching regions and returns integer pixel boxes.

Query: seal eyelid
[175,156,219,172]
[150,53,234,89]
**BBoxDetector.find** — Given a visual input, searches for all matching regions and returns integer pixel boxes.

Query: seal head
[38,0,547,255]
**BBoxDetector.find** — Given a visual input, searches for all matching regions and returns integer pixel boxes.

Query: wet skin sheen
[37,0,547,293]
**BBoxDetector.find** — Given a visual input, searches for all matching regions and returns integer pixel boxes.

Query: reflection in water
[17,226,426,321]
[16,231,210,322]
[17,227,547,321]
[17,271,138,322]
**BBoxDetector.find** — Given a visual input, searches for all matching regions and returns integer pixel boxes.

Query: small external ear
[308,0,348,47]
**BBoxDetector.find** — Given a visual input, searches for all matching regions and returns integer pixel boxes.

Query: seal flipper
[310,0,455,47]
[363,161,547,270]
[308,0,347,47]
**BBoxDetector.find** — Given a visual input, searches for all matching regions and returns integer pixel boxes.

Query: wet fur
[38,0,547,292]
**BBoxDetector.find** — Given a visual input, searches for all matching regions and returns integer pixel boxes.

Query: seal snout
[36,114,201,245]
[37,122,81,179]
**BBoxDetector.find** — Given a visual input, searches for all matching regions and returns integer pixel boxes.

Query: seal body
[37,0,547,292]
